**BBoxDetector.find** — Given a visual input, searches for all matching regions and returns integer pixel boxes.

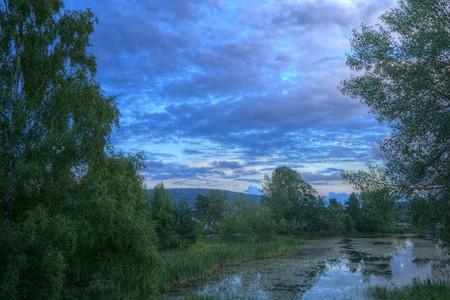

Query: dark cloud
[144,160,218,181]
[183,148,204,155]
[211,161,242,169]
[273,0,395,28]
[144,158,258,182]
[300,168,344,185]
[64,0,395,192]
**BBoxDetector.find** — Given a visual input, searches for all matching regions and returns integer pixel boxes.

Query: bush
[175,201,200,247]
[150,183,178,249]
[220,197,275,242]
[0,157,160,299]
[369,280,450,300]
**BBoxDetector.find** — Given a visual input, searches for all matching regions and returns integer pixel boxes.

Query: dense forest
[0,0,449,299]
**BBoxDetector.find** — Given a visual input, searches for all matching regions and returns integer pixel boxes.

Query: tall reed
[157,235,304,292]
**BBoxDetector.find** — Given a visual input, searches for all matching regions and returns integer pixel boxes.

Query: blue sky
[65,0,395,197]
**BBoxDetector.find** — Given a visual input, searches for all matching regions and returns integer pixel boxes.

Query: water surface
[166,235,450,299]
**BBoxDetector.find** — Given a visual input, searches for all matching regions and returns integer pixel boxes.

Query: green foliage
[0,156,160,300]
[68,157,159,299]
[174,200,199,247]
[369,280,450,300]
[0,1,159,298]
[158,236,304,292]
[205,190,226,233]
[360,189,395,233]
[0,0,118,222]
[342,0,450,239]
[299,196,328,233]
[342,165,391,193]
[410,194,448,236]
[151,183,177,249]
[0,208,76,300]
[345,192,362,231]
[326,199,352,234]
[263,166,328,233]
[220,197,274,242]
[263,166,315,222]
[343,167,396,233]
[261,166,375,234]
[194,194,209,222]
[151,186,199,249]
[194,190,226,234]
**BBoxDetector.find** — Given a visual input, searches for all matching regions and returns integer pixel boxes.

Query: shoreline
[162,234,449,299]
[159,235,305,294]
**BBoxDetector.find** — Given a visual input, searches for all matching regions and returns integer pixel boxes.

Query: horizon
[66,0,396,197]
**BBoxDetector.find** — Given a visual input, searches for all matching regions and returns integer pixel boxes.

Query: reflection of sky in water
[386,239,431,286]
[166,236,449,300]
[303,239,434,300]
[302,259,364,300]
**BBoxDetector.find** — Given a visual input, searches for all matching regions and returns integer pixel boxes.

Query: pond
[165,235,450,300]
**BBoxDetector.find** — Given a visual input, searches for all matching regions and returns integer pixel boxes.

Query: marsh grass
[157,235,304,292]
[369,280,450,300]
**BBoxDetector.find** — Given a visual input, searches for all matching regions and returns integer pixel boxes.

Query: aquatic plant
[369,280,450,300]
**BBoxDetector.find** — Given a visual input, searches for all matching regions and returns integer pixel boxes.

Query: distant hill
[146,188,261,208]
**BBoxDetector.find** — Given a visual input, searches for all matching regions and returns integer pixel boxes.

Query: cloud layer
[65,0,395,194]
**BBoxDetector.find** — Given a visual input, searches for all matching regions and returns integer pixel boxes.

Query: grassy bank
[157,235,304,292]
[369,280,450,300]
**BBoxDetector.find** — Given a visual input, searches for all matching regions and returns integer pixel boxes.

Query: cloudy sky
[66,0,395,197]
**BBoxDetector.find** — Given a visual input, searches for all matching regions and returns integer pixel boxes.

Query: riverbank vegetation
[146,167,401,293]
[1,0,449,299]
[342,0,450,243]
[342,0,450,296]
[157,235,304,292]
[148,165,400,251]
[0,2,159,299]
[369,281,450,300]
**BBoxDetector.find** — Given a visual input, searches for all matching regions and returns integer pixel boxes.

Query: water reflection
[303,237,438,299]
[302,259,364,300]
[166,235,450,300]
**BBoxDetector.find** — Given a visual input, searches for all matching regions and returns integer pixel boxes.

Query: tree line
[150,165,399,252]
[1,0,448,298]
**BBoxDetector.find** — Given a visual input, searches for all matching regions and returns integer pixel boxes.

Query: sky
[65,0,396,197]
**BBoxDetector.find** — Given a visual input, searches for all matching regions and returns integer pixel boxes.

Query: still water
[166,235,450,300]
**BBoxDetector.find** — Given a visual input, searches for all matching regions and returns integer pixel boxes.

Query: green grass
[369,280,450,300]
[157,235,304,292]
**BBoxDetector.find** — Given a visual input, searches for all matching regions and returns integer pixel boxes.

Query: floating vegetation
[165,235,450,299]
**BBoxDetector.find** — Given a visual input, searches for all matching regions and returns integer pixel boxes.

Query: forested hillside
[146,188,260,207]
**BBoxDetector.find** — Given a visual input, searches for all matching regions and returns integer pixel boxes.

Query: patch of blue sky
[224,0,238,21]
[280,70,302,82]
[64,0,398,193]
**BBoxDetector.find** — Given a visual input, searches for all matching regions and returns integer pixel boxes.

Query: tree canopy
[263,166,316,223]
[151,183,177,249]
[0,1,159,298]
[263,166,324,233]
[342,0,450,239]
[341,0,450,193]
